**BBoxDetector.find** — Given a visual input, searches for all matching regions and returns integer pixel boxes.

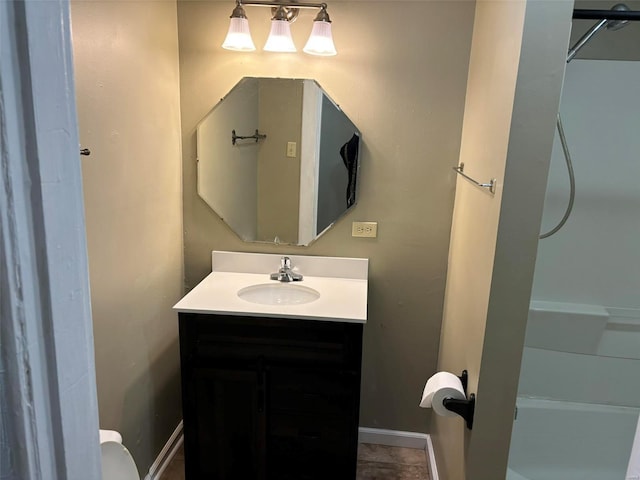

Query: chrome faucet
[270,256,303,282]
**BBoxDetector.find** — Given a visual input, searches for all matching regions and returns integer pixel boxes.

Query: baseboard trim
[143,424,438,480]
[425,434,439,480]
[357,427,428,450]
[143,420,184,480]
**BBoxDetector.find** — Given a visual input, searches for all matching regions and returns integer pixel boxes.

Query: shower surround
[509,59,640,480]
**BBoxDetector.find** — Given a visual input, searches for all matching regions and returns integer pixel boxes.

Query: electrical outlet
[352,221,378,238]
[286,142,297,158]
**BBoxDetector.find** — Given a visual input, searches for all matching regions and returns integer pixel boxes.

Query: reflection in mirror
[197,77,361,246]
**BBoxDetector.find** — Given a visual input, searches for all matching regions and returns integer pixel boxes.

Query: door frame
[0,1,101,478]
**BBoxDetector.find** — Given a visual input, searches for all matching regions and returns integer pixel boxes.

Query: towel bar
[453,163,496,194]
[232,129,267,146]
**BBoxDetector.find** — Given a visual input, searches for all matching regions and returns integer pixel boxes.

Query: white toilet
[99,430,140,480]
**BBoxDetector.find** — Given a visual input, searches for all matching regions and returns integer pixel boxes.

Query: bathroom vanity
[174,252,368,480]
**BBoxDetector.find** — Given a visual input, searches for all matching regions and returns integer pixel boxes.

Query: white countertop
[173,251,369,323]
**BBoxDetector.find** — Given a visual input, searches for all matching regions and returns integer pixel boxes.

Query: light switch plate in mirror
[196,77,361,246]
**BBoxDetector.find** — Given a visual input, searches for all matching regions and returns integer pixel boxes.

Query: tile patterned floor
[356,444,431,480]
[159,443,430,480]
[159,444,184,480]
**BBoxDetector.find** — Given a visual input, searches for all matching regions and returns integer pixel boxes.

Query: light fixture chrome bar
[240,1,328,10]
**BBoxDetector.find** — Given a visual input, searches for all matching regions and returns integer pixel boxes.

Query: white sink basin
[237,283,320,306]
[173,252,368,322]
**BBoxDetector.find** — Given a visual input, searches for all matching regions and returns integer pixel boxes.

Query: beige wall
[432,0,573,479]
[71,1,184,474]
[178,0,475,432]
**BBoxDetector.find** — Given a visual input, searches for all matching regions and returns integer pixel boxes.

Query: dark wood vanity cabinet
[178,313,363,480]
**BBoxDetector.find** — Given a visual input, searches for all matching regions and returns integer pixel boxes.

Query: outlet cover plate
[352,221,378,238]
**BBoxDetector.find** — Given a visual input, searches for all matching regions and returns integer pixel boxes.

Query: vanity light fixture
[303,5,337,56]
[222,1,337,56]
[221,2,256,51]
[263,5,297,52]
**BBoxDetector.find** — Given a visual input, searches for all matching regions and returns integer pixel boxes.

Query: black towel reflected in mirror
[340,133,360,208]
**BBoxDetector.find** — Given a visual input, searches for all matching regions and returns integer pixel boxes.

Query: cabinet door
[268,412,355,480]
[184,367,265,480]
[267,367,360,480]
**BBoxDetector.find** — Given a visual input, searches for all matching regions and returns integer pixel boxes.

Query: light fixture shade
[222,17,256,52]
[303,20,337,56]
[264,19,297,53]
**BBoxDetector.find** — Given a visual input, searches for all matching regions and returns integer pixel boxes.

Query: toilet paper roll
[419,371,466,417]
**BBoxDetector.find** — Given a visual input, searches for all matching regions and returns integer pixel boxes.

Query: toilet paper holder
[442,370,475,430]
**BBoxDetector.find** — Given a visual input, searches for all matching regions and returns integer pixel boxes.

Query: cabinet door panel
[179,313,363,480]
[268,412,355,480]
[269,367,358,416]
[185,368,265,479]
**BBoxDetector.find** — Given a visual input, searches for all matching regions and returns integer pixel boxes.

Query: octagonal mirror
[196,77,361,246]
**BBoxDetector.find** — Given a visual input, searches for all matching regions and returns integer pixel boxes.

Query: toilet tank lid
[99,430,123,445]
